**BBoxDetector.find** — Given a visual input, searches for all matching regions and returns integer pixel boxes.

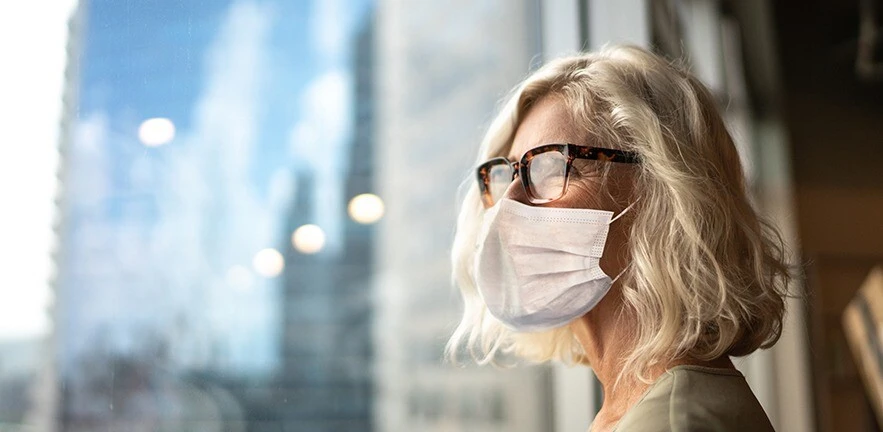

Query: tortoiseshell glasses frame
[476,144,641,208]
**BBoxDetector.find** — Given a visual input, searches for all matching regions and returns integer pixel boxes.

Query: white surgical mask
[474,198,633,332]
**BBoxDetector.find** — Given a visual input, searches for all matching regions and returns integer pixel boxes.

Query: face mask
[474,198,633,332]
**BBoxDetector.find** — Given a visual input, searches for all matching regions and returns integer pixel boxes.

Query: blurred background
[1,0,882,431]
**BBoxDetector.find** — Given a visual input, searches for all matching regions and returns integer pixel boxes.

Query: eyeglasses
[476,144,640,208]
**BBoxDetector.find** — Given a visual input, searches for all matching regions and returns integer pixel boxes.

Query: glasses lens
[487,163,514,205]
[527,151,568,201]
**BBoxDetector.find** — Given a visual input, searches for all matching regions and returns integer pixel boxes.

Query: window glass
[2,0,553,430]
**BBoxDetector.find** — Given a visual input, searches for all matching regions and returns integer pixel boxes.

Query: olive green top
[610,365,775,432]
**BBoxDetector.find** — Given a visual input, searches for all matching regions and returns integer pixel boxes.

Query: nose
[501,175,531,205]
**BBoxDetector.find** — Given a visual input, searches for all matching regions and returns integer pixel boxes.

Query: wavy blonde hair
[446,45,790,382]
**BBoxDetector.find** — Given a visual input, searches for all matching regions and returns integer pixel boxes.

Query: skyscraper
[274,8,376,432]
[374,0,552,431]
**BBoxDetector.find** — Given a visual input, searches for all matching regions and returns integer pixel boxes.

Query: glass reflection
[8,0,553,430]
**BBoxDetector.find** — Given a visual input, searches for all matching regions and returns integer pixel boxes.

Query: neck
[569,296,648,429]
[570,294,735,431]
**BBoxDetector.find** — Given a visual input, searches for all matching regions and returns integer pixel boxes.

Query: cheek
[599,217,632,277]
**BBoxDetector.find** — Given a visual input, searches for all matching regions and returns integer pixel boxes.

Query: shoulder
[613,366,776,432]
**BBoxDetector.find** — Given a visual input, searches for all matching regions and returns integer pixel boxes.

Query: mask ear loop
[609,200,638,224]
[611,267,629,284]
[608,199,640,285]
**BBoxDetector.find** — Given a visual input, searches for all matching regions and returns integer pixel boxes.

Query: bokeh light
[348,193,385,224]
[292,224,326,254]
[138,117,176,147]
[252,248,284,278]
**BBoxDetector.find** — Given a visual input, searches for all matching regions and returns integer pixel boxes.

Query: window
[5,0,554,430]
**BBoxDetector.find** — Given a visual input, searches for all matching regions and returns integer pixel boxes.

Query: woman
[447,45,789,431]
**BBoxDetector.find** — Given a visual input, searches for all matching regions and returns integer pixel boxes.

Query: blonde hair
[446,45,790,382]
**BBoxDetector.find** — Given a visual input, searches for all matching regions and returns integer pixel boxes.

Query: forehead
[508,96,586,160]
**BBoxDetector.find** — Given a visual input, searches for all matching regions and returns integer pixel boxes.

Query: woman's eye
[533,167,566,183]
